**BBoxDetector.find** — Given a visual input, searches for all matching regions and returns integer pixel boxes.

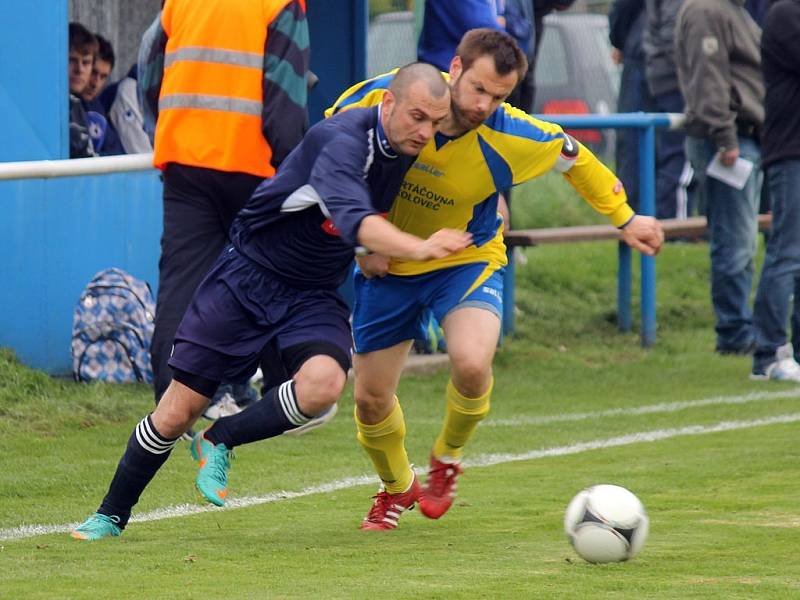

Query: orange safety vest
[153,0,295,177]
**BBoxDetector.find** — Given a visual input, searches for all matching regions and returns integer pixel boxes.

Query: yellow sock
[355,398,414,494]
[432,378,492,460]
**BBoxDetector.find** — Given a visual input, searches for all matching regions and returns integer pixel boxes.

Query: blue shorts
[169,246,352,384]
[352,262,504,353]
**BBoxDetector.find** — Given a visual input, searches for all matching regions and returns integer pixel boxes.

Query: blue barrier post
[638,125,657,346]
[505,112,680,346]
[503,247,515,335]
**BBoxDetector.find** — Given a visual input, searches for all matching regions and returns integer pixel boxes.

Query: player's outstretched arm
[558,138,635,228]
[357,215,472,262]
[620,215,664,256]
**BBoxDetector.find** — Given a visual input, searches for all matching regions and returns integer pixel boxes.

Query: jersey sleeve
[478,103,569,183]
[481,104,633,226]
[325,70,398,117]
[262,0,310,167]
[562,140,634,227]
[308,135,375,247]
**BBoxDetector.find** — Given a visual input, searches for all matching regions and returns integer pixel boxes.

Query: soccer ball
[564,484,649,564]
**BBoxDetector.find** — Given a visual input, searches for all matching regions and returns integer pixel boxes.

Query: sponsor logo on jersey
[481,286,503,301]
[321,219,341,236]
[398,181,455,211]
[411,162,445,177]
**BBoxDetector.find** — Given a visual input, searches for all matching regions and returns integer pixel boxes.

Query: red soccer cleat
[360,476,422,530]
[419,455,463,519]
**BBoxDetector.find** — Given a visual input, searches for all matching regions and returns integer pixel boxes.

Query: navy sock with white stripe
[98,414,179,528]
[204,380,310,448]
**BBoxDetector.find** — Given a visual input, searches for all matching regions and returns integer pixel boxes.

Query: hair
[389,62,449,101]
[95,34,115,69]
[69,22,98,55]
[455,28,528,82]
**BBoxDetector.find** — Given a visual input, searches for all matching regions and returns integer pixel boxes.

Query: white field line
[2,411,799,542]
[483,389,800,427]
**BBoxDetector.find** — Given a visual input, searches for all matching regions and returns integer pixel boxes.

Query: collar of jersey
[433,126,473,151]
[374,104,398,159]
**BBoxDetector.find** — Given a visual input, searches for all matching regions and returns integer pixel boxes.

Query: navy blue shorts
[168,246,352,384]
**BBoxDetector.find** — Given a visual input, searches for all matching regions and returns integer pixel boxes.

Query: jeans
[752,159,800,370]
[685,135,761,350]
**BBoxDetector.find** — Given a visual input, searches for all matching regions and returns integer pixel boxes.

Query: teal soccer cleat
[191,431,231,506]
[70,513,122,541]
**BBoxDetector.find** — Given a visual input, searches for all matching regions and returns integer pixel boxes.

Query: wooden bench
[501,214,772,345]
[504,214,772,247]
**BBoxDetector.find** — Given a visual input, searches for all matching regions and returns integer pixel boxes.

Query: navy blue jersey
[230,105,413,289]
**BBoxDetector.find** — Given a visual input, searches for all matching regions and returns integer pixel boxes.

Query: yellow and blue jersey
[328,71,634,276]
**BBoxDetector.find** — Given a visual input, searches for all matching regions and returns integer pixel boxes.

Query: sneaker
[360,476,422,530]
[70,513,122,541]
[203,392,243,421]
[777,342,794,361]
[751,357,800,382]
[190,431,232,506]
[283,402,338,437]
[419,455,463,520]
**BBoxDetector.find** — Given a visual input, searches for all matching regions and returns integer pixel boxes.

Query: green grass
[3,240,800,599]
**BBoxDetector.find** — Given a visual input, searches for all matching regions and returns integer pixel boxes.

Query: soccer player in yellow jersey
[328,29,665,530]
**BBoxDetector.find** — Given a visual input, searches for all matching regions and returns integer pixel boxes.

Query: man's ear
[449,55,462,82]
[382,89,396,116]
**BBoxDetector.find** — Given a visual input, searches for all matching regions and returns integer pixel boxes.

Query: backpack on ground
[71,268,156,384]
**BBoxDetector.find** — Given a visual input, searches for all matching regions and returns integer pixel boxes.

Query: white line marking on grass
[484,389,800,427]
[3,412,799,542]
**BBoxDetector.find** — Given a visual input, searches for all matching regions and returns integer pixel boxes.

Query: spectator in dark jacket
[642,0,694,219]
[81,34,125,156]
[609,0,650,211]
[750,0,800,381]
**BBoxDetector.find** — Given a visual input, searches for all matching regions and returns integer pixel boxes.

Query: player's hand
[720,147,739,167]
[620,216,664,256]
[411,229,472,261]
[356,253,390,279]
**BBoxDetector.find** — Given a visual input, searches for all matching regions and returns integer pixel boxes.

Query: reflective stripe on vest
[164,47,263,69]
[159,94,262,116]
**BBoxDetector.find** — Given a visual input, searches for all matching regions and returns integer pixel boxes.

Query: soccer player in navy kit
[72,63,471,541]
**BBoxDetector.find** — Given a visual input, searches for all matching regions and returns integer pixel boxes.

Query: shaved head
[380,63,451,156]
[388,62,449,102]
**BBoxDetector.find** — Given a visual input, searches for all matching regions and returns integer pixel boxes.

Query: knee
[451,358,492,397]
[151,401,196,438]
[294,363,346,416]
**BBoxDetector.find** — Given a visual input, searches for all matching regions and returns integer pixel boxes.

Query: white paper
[705,154,754,190]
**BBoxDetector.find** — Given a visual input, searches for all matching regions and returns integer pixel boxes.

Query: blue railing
[505,112,684,347]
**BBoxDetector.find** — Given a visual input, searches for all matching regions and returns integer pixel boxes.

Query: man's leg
[151,166,234,404]
[706,137,760,352]
[418,306,500,520]
[151,166,262,404]
[752,160,800,380]
[71,380,209,540]
[353,340,421,530]
[191,339,351,506]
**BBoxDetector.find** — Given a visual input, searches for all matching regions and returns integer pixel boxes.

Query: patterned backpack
[71,268,156,384]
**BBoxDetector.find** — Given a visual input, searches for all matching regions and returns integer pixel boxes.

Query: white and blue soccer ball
[564,484,649,564]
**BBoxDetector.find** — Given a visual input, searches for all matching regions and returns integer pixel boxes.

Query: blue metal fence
[504,112,682,347]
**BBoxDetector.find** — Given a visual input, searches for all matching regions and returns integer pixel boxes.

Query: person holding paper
[675,0,764,355]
